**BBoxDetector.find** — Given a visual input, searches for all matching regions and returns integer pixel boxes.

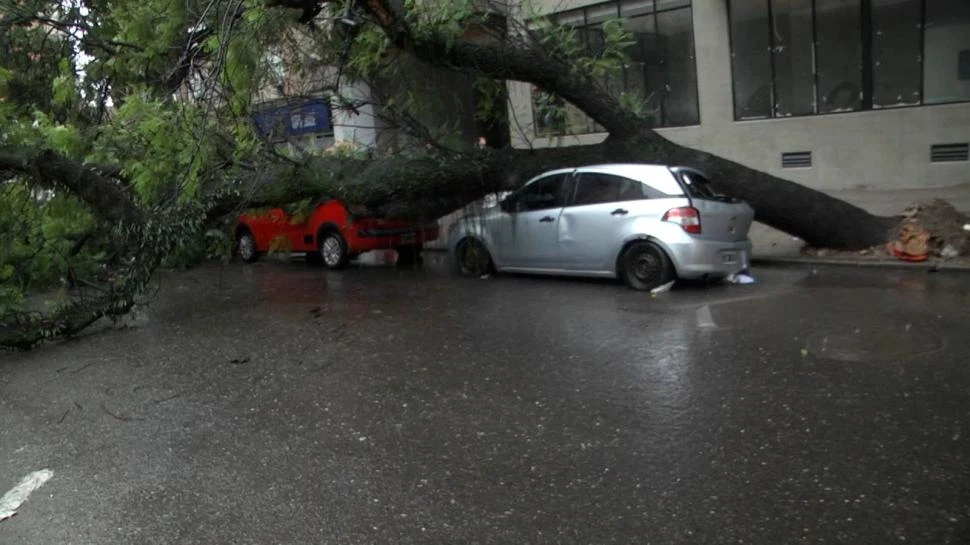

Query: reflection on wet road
[1,257,969,544]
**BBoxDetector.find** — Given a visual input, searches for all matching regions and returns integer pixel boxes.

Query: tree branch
[356,0,641,139]
[0,146,143,225]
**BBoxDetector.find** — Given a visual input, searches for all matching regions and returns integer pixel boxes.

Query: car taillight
[663,206,701,234]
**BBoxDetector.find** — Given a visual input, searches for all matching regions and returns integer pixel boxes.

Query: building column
[332,81,383,149]
[691,1,735,128]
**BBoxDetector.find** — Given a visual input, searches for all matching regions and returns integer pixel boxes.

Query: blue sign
[252,99,332,138]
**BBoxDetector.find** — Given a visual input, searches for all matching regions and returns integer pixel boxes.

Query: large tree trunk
[240,135,894,249]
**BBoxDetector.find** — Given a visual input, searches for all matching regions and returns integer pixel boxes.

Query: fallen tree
[0,0,923,348]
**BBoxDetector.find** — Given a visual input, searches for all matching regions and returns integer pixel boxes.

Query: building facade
[507,0,970,191]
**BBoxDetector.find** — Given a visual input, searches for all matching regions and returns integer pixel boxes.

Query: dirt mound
[800,199,970,262]
[895,199,970,259]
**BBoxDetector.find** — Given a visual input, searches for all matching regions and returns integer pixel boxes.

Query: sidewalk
[751,183,970,258]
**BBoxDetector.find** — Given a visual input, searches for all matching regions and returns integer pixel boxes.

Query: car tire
[236,228,261,263]
[396,245,423,267]
[620,240,674,291]
[318,230,350,270]
[455,238,493,277]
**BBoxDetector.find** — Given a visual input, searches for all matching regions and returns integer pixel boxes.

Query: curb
[751,255,970,273]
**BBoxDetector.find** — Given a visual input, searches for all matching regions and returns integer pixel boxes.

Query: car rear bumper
[667,238,751,279]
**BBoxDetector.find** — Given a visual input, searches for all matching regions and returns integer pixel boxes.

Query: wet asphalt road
[1,256,969,544]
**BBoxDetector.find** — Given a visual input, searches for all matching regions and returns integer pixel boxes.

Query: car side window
[573,173,650,206]
[514,174,569,212]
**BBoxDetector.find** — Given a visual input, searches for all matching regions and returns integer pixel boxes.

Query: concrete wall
[507,1,970,191]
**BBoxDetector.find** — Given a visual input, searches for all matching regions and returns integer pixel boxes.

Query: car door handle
[611,208,629,216]
[539,216,555,223]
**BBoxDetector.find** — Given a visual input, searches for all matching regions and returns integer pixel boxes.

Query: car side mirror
[499,198,514,213]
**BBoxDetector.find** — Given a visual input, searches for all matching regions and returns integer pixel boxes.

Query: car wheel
[621,241,674,291]
[396,245,423,267]
[236,229,260,263]
[318,230,350,270]
[455,238,492,277]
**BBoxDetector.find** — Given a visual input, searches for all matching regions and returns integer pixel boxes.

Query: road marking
[0,469,54,522]
[696,305,717,329]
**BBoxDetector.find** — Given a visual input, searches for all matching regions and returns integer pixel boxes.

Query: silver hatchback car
[448,164,755,290]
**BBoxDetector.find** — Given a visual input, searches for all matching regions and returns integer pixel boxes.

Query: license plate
[401,233,416,243]
[721,252,738,265]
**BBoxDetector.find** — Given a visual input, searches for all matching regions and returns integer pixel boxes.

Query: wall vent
[931,143,969,163]
[781,151,812,168]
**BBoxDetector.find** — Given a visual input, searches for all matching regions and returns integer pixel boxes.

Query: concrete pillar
[332,81,383,149]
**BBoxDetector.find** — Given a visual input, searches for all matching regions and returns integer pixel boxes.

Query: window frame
[726,0,970,121]
[531,0,700,136]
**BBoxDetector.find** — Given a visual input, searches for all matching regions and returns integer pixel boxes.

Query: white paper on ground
[0,469,54,522]
[727,273,756,285]
[650,280,675,294]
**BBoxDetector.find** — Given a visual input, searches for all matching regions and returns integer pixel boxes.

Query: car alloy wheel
[237,231,259,263]
[318,231,350,269]
[457,238,490,277]
[322,236,342,266]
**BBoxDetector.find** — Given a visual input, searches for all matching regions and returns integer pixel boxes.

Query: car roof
[575,163,672,176]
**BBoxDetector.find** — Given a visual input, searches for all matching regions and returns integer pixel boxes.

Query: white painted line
[0,469,54,522]
[696,305,717,329]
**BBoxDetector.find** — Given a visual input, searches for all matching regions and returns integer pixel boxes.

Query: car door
[494,172,572,269]
[558,171,675,272]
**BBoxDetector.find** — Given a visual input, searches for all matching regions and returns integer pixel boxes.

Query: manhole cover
[806,322,945,362]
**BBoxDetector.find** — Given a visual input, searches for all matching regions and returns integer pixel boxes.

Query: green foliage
[347,27,392,79]
[472,76,507,125]
[402,0,485,46]
[0,182,99,314]
[90,95,219,205]
[619,90,655,121]
[51,59,78,109]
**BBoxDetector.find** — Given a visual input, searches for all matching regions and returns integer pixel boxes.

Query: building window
[871,0,922,108]
[729,0,772,118]
[924,1,970,104]
[815,0,863,113]
[532,0,698,136]
[728,0,970,120]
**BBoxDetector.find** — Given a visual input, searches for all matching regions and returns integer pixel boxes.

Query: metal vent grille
[931,143,969,162]
[782,151,812,168]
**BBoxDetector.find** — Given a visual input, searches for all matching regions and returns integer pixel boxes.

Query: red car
[235,199,439,268]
